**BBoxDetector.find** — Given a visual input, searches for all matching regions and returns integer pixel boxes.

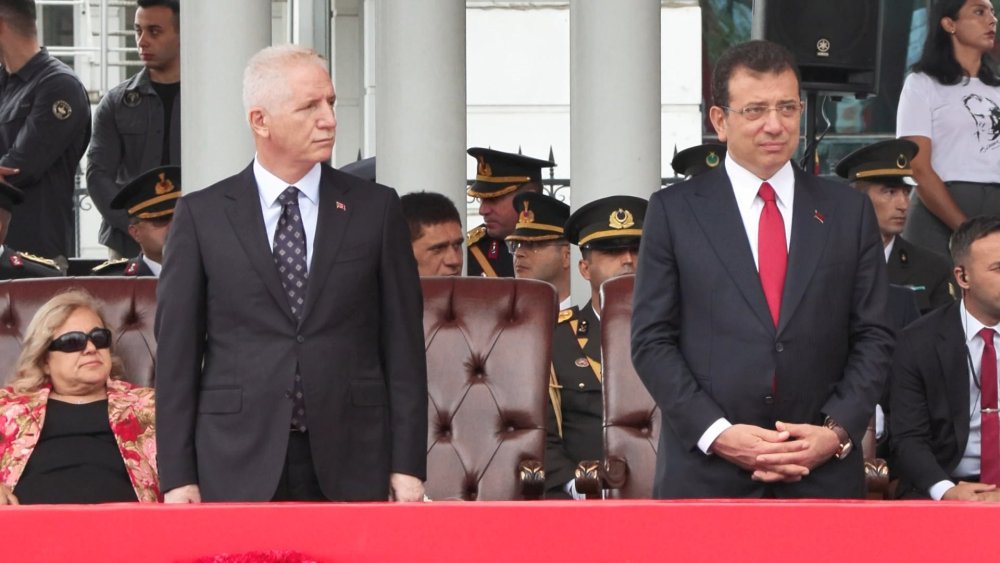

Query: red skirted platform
[1,500,990,561]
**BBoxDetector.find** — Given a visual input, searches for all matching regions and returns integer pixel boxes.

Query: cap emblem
[706,151,721,168]
[519,201,535,224]
[477,156,493,178]
[609,208,635,230]
[896,154,908,169]
[155,172,175,195]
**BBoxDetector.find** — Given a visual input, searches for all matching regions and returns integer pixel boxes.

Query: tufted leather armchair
[0,277,159,387]
[422,277,555,501]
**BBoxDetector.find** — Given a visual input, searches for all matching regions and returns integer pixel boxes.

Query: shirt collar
[142,255,162,277]
[884,236,896,263]
[4,47,49,83]
[253,157,321,208]
[725,155,795,210]
[962,299,1000,345]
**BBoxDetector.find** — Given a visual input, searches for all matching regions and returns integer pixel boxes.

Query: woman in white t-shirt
[897,0,1000,257]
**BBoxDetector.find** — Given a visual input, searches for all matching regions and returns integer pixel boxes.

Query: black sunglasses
[48,328,112,353]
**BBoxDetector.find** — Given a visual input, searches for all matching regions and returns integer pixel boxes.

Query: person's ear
[248,107,268,137]
[709,106,729,141]
[578,258,591,281]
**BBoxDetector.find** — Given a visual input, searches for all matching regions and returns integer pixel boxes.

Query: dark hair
[912,0,1000,86]
[137,0,178,15]
[0,0,36,36]
[711,40,800,108]
[950,215,1000,265]
[400,192,461,242]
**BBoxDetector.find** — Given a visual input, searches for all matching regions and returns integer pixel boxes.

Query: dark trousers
[271,431,327,501]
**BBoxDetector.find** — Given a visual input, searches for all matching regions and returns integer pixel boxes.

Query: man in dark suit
[545,195,645,499]
[891,217,1000,501]
[155,45,427,503]
[631,40,895,499]
[466,148,554,277]
[836,139,954,314]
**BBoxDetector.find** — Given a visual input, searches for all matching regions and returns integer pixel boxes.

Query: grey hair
[242,45,328,115]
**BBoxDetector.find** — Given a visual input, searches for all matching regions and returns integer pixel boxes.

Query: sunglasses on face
[48,328,112,353]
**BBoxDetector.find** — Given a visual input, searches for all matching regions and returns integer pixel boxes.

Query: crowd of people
[0,0,997,505]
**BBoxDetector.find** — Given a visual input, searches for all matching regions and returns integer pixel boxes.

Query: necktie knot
[278,186,300,207]
[758,182,777,203]
[982,327,996,350]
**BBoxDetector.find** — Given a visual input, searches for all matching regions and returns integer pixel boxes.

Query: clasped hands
[709,421,842,483]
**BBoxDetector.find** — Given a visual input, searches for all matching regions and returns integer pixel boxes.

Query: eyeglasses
[48,328,112,353]
[507,240,567,254]
[720,101,803,121]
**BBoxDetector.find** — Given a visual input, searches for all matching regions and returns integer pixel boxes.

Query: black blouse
[15,399,137,504]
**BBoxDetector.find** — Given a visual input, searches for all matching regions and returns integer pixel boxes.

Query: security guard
[545,195,647,499]
[671,142,727,178]
[466,147,555,277]
[88,0,181,258]
[0,179,62,280]
[91,165,180,277]
[506,192,571,307]
[0,0,91,260]
[837,139,954,314]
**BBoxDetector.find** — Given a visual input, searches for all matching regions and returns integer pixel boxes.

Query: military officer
[837,139,954,314]
[466,147,554,277]
[0,179,61,280]
[544,195,647,499]
[507,192,571,308]
[91,165,179,277]
[671,142,727,178]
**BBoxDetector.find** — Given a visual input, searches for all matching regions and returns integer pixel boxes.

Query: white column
[570,0,661,304]
[375,0,466,216]
[331,0,364,166]
[180,1,270,192]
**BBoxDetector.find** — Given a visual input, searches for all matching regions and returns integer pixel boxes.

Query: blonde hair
[9,288,124,393]
[242,44,328,116]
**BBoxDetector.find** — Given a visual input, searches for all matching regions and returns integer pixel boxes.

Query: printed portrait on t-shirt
[963,93,1000,151]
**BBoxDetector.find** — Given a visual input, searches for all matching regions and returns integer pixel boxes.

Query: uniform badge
[575,357,590,368]
[125,262,139,276]
[609,208,635,230]
[900,249,909,264]
[477,156,493,178]
[488,240,499,259]
[518,201,534,225]
[52,100,72,120]
[576,319,589,336]
[124,91,141,108]
[155,172,175,194]
[8,254,22,268]
[706,151,721,168]
[813,210,825,224]
[896,153,908,169]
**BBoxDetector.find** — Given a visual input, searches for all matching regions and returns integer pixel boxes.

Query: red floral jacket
[0,379,159,502]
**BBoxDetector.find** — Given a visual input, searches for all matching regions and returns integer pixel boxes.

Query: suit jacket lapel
[778,168,829,334]
[939,303,971,451]
[301,166,352,324]
[224,163,294,322]
[687,167,774,332]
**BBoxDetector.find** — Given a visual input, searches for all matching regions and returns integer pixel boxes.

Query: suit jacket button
[296,335,305,343]
[775,342,784,353]
[763,395,774,405]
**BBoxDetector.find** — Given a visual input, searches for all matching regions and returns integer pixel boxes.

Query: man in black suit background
[155,45,427,503]
[891,217,1000,501]
[631,40,894,498]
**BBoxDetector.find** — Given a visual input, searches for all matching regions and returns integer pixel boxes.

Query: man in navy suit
[155,45,427,503]
[631,40,894,498]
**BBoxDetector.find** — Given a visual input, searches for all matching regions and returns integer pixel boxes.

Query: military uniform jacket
[87,67,181,257]
[466,224,514,277]
[90,254,155,277]
[545,301,603,498]
[887,236,954,314]
[0,247,62,280]
[0,48,91,258]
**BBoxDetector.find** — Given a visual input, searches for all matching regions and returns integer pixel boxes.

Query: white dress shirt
[143,255,162,278]
[929,301,1000,500]
[254,158,321,271]
[697,156,797,454]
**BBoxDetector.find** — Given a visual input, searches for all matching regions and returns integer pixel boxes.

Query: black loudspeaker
[752,0,883,96]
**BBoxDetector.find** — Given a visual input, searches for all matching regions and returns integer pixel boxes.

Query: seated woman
[0,288,158,504]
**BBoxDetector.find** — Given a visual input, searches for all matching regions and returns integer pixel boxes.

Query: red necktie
[757,182,787,328]
[980,327,1000,485]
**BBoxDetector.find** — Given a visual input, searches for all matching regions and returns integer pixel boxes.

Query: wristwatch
[824,416,853,460]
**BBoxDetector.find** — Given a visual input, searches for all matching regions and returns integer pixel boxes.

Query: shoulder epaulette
[557,308,576,324]
[91,257,129,273]
[467,224,486,245]
[17,252,59,269]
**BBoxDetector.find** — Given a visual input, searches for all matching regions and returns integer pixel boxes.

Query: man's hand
[944,482,998,501]
[710,423,808,482]
[389,473,425,502]
[0,166,19,181]
[164,484,202,503]
[0,485,18,505]
[753,421,841,480]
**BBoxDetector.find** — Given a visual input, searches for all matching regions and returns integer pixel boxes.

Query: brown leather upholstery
[0,277,159,387]
[422,277,555,500]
